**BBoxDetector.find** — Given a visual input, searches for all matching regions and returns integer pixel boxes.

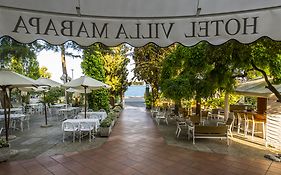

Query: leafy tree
[133,44,174,107]
[0,37,42,79]
[103,45,130,104]
[81,44,109,111]
[0,37,43,108]
[39,66,52,78]
[160,43,213,114]
[44,87,64,105]
[206,38,281,101]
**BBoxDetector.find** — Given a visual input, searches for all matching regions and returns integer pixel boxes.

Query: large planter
[0,147,10,162]
[99,126,112,137]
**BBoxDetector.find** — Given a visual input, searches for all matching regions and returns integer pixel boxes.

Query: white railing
[266,114,281,150]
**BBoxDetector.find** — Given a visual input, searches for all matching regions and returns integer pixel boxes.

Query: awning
[235,78,281,98]
[0,0,281,47]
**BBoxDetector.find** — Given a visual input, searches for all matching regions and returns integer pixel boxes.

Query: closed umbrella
[0,69,37,141]
[62,75,109,118]
[35,78,61,127]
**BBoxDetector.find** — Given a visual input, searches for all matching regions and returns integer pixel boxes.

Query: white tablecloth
[51,104,67,108]
[0,114,25,120]
[0,108,23,114]
[78,112,107,121]
[59,107,81,119]
[62,119,100,131]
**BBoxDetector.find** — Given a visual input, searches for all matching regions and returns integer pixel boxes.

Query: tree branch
[251,61,281,102]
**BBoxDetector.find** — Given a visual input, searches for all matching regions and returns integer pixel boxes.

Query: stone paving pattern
[0,104,281,174]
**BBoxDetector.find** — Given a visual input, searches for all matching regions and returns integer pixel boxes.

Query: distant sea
[125,85,146,97]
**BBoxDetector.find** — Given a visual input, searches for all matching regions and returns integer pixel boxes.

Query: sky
[37,50,135,83]
[37,50,83,83]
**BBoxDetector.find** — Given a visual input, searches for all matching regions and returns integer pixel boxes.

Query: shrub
[0,139,9,148]
[100,117,112,127]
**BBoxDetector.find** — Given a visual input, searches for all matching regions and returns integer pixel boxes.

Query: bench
[192,125,229,145]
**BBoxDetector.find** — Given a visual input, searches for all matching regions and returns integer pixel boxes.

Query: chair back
[88,115,99,119]
[157,111,166,117]
[63,122,77,131]
[226,115,235,126]
[99,109,106,112]
[237,112,246,121]
[74,115,84,119]
[20,114,29,122]
[80,122,94,131]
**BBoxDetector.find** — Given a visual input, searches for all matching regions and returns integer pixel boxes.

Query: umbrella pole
[44,91,48,126]
[84,86,87,119]
[8,88,12,139]
[3,87,8,142]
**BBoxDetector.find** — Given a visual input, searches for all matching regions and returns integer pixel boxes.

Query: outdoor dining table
[0,113,25,120]
[59,108,74,119]
[62,118,100,132]
[25,103,43,114]
[51,104,67,108]
[0,107,23,115]
[78,111,107,121]
[0,114,27,131]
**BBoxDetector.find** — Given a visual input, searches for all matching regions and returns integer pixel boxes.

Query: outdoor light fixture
[76,0,81,16]
[196,0,201,16]
[196,7,201,16]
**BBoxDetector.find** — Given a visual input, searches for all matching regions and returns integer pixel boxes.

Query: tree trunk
[0,90,11,109]
[61,45,68,81]
[174,99,181,115]
[60,45,69,104]
[151,85,159,108]
[109,96,115,107]
[195,98,201,116]
[251,61,281,102]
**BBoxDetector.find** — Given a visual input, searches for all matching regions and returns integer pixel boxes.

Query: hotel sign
[1,8,281,47]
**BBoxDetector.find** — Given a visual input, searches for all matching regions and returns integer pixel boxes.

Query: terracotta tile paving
[1,107,281,175]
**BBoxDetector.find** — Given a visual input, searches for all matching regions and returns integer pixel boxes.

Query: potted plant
[0,139,10,162]
[99,118,113,137]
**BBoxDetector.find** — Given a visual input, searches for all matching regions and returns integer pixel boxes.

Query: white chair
[20,114,30,132]
[155,112,168,125]
[217,113,235,138]
[25,106,35,115]
[150,107,160,119]
[99,109,106,112]
[87,109,93,112]
[74,115,84,119]
[237,112,248,136]
[176,121,188,138]
[62,122,78,142]
[79,122,95,142]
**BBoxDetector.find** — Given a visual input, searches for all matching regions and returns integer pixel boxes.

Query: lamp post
[71,69,74,79]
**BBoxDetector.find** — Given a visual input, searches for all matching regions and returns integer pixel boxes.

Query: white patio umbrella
[35,78,61,126]
[66,87,92,94]
[0,0,281,47]
[0,69,38,141]
[235,78,281,98]
[62,75,110,118]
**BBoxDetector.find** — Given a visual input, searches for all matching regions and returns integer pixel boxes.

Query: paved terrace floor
[0,105,280,175]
